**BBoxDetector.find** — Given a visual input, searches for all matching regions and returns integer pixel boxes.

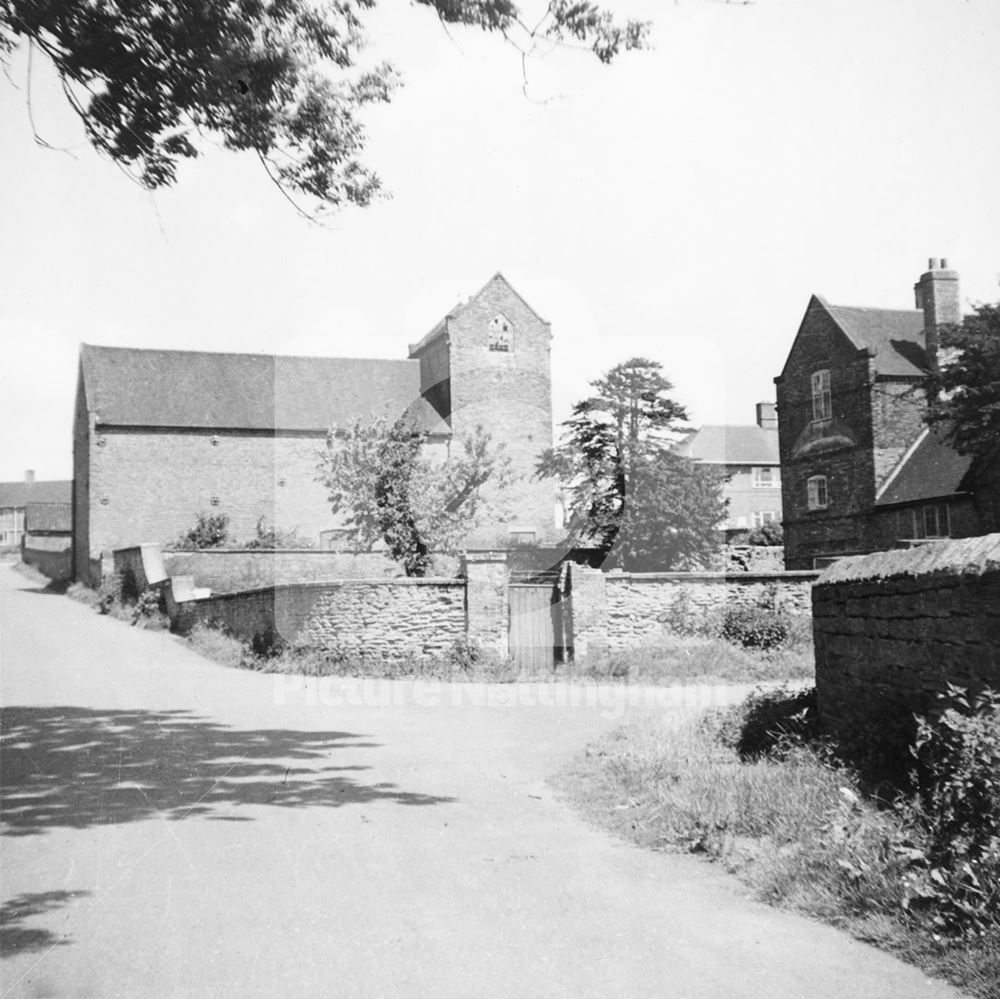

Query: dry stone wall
[813,534,1000,731]
[175,578,466,662]
[566,563,818,657]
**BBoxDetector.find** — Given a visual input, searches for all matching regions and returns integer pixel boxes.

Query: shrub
[173,512,230,550]
[242,517,316,550]
[130,587,168,629]
[746,521,784,546]
[904,686,1000,937]
[720,606,790,650]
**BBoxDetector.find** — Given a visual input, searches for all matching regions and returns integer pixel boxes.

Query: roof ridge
[81,343,418,367]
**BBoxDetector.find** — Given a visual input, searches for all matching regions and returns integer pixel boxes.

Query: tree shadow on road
[0,706,454,836]
[0,890,91,958]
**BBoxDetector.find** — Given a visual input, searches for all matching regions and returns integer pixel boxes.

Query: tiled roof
[674,425,779,465]
[819,298,928,378]
[80,345,450,435]
[0,480,72,510]
[875,426,974,507]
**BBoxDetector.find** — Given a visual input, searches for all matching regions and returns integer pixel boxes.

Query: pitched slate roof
[674,425,780,465]
[79,345,449,435]
[818,297,928,378]
[875,426,974,507]
[0,480,72,510]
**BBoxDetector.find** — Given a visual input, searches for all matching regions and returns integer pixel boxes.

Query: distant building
[0,472,72,552]
[774,259,994,569]
[674,403,782,535]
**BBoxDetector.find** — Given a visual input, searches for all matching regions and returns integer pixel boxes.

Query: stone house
[0,472,71,552]
[673,403,783,536]
[73,273,556,584]
[774,259,990,569]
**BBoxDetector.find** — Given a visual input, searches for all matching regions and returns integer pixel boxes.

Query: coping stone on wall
[817,534,1000,586]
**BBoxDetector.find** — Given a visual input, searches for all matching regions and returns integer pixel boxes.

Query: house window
[488,313,513,352]
[807,475,828,510]
[912,503,950,539]
[752,466,780,488]
[811,369,832,421]
[752,511,778,527]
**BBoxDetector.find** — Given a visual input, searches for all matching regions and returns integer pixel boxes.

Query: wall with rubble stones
[173,577,466,662]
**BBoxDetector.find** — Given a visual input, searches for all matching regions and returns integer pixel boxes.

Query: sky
[1,0,999,483]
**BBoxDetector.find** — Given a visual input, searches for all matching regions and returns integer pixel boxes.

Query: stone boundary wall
[567,564,819,659]
[162,549,460,592]
[813,534,1000,732]
[173,578,466,662]
[21,535,72,583]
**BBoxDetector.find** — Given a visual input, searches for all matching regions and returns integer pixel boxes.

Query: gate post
[566,563,608,661]
[463,550,510,657]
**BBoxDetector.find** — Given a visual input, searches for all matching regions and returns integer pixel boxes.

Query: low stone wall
[162,549,460,592]
[21,535,72,583]
[813,534,1000,732]
[173,578,466,662]
[567,564,818,658]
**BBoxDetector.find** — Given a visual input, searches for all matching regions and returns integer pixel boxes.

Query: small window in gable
[807,475,828,510]
[811,369,832,421]
[488,313,513,352]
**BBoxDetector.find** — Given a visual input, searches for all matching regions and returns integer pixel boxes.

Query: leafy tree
[316,413,512,575]
[926,302,1000,460]
[537,357,726,569]
[0,0,649,216]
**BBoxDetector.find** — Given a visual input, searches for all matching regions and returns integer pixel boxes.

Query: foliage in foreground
[559,685,1000,998]
[1,0,648,215]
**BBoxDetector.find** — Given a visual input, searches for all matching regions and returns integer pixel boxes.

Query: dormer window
[807,475,829,510]
[488,313,513,352]
[811,369,831,421]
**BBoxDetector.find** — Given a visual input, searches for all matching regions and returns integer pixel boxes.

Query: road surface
[0,563,962,998]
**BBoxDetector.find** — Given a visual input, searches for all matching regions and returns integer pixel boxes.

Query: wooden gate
[508,581,562,672]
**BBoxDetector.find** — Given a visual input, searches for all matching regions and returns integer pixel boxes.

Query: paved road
[0,563,962,998]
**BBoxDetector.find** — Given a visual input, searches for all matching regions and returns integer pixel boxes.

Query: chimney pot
[755,402,778,430]
[940,257,948,269]
[25,469,35,484]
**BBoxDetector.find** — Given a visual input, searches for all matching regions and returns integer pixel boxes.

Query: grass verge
[555,687,1000,999]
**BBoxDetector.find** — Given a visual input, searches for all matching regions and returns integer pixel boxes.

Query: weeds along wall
[566,565,819,659]
[813,534,1000,733]
[173,578,466,661]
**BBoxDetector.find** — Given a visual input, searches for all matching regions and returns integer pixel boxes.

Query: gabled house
[0,472,72,552]
[774,259,989,569]
[73,273,556,583]
[673,403,782,536]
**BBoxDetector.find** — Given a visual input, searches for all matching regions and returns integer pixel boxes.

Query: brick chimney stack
[755,402,777,430]
[914,258,961,373]
[25,469,35,484]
